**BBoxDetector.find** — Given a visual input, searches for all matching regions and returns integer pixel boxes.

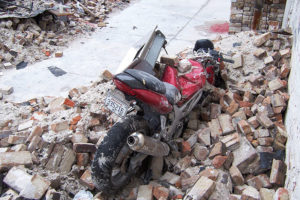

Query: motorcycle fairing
[162,66,180,90]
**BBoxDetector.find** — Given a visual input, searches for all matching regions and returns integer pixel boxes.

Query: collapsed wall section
[229,0,286,34]
[283,0,300,199]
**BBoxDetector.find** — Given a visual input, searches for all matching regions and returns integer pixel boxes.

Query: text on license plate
[105,94,128,117]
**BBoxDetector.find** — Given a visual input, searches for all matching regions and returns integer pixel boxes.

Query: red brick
[153,186,169,200]
[73,143,96,153]
[239,101,253,108]
[273,188,289,200]
[237,120,252,134]
[212,155,227,169]
[76,153,89,166]
[79,169,94,190]
[70,115,82,125]
[270,159,286,186]
[229,166,244,185]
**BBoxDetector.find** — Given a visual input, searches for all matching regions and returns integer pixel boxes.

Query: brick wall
[229,0,286,34]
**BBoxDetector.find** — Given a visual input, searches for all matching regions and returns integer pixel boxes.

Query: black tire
[91,115,149,194]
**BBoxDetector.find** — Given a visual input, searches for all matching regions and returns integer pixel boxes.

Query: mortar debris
[0,30,292,200]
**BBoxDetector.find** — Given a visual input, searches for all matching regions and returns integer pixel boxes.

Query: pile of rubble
[0,30,292,200]
[0,0,130,71]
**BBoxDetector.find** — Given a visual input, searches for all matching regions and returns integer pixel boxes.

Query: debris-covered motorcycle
[91,28,233,193]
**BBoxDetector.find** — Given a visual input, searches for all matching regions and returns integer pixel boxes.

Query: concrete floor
[1,0,231,102]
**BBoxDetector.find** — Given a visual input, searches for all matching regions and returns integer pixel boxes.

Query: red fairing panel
[133,89,173,114]
[206,66,215,85]
[114,79,172,114]
[162,66,180,89]
[177,59,206,100]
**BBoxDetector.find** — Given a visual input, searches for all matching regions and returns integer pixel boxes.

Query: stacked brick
[229,0,286,34]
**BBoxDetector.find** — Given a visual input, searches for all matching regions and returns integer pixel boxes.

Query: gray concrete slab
[1,0,231,102]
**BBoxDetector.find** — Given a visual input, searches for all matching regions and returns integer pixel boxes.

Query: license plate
[105,91,129,118]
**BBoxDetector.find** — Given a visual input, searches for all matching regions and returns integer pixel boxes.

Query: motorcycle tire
[91,115,149,194]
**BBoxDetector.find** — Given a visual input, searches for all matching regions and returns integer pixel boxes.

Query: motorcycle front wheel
[91,115,149,194]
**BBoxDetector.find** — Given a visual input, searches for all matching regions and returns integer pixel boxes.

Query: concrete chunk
[232,54,243,69]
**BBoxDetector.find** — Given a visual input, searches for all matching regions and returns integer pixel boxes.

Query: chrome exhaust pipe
[127,132,169,157]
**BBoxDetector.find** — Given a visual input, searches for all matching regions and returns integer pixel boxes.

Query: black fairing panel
[114,73,147,90]
[124,69,166,94]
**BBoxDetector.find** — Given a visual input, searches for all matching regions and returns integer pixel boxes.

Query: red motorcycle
[91,28,233,193]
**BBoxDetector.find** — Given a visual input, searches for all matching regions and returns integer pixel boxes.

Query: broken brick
[268,78,287,91]
[0,151,33,171]
[193,144,208,161]
[76,153,90,167]
[258,137,274,146]
[4,167,50,199]
[153,186,169,200]
[221,132,240,151]
[79,169,94,190]
[208,142,226,159]
[218,114,235,135]
[247,174,271,190]
[253,48,267,58]
[256,112,274,129]
[229,165,244,185]
[208,119,222,140]
[270,159,286,186]
[197,128,211,146]
[237,120,252,135]
[253,32,272,47]
[260,188,275,200]
[51,121,69,133]
[59,149,75,173]
[184,176,216,200]
[212,155,227,169]
[73,143,96,153]
[273,188,289,200]
[241,186,260,200]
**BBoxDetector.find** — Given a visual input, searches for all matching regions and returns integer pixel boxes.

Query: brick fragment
[26,126,43,142]
[51,121,69,133]
[208,119,222,140]
[253,48,266,58]
[153,186,169,200]
[59,149,75,173]
[241,186,260,200]
[184,176,216,200]
[160,55,179,67]
[273,188,289,200]
[229,165,244,185]
[102,70,113,81]
[193,144,208,161]
[197,128,211,146]
[160,172,181,186]
[226,100,239,115]
[0,151,32,171]
[280,63,290,78]
[218,114,235,135]
[270,159,286,186]
[181,175,200,190]
[199,168,219,181]
[256,112,274,129]
[268,78,287,91]
[233,54,243,69]
[237,120,252,135]
[28,136,41,152]
[247,174,271,190]
[210,103,222,119]
[260,188,275,200]
[4,167,50,199]
[73,143,96,153]
[71,132,88,143]
[18,120,33,131]
[55,51,63,57]
[279,48,291,57]
[212,155,227,169]
[7,135,26,145]
[232,137,258,174]
[45,144,64,171]
[209,142,226,159]
[79,169,94,190]
[253,32,272,47]
[264,56,274,65]
[221,132,240,151]
[258,137,274,146]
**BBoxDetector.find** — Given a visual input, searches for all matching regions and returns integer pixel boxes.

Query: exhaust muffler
[127,132,169,157]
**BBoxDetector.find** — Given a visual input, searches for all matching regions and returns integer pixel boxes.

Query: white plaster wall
[283,0,300,199]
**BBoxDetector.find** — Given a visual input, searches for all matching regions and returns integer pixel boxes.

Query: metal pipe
[127,132,169,157]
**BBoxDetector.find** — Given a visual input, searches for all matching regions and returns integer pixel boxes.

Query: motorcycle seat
[124,69,180,105]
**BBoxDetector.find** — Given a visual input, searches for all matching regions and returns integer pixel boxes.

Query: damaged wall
[229,0,286,34]
[283,0,300,199]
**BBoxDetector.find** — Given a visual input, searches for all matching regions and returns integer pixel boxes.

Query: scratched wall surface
[284,0,300,199]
